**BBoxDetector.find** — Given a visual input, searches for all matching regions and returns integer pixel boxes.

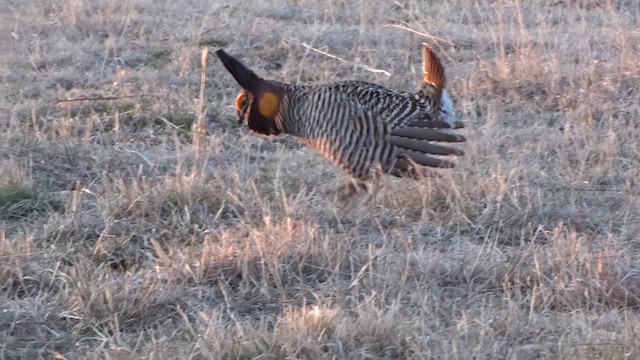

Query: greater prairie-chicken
[216,44,465,193]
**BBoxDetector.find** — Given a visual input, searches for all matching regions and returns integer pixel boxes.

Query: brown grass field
[2,0,640,358]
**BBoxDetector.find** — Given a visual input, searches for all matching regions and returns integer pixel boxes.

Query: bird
[216,44,466,196]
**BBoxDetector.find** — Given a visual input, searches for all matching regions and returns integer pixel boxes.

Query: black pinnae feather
[216,50,261,92]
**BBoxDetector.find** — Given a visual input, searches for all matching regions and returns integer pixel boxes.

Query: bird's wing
[387,116,466,169]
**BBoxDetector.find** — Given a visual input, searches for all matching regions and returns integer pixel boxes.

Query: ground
[2,0,640,359]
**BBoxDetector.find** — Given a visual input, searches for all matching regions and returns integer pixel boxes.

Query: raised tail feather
[419,44,445,110]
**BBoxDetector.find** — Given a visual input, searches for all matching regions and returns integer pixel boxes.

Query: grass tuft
[0,182,57,219]
[198,38,228,48]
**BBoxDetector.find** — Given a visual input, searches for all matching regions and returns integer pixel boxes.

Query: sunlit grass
[2,0,640,358]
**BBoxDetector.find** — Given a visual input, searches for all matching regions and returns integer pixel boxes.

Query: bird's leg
[391,157,443,180]
[321,179,369,203]
[338,180,369,198]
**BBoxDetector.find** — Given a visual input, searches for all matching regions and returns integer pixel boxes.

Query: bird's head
[216,49,283,136]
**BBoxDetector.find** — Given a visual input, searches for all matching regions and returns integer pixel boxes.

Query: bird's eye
[235,91,249,111]
[235,91,251,124]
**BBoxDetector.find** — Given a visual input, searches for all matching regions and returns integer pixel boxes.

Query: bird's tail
[417,43,445,111]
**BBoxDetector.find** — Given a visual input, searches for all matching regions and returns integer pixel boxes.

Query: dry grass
[2,0,640,358]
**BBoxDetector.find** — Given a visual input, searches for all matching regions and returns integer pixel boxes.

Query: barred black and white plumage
[216,44,466,191]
